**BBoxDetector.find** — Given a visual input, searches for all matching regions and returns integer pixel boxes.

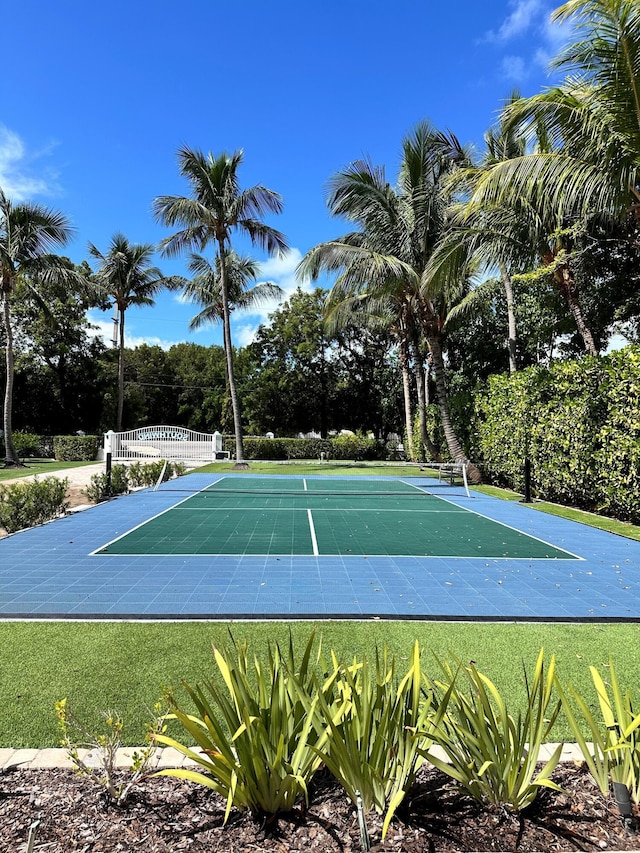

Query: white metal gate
[104,426,228,462]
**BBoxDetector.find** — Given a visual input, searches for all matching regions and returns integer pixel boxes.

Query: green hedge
[0,476,69,533]
[224,437,332,460]
[473,347,640,522]
[53,435,100,462]
[223,435,386,461]
[1,434,55,459]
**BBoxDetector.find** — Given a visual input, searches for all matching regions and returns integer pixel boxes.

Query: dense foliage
[0,476,69,533]
[53,435,100,462]
[473,347,640,522]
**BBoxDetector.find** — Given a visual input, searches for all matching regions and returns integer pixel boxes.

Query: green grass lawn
[0,459,97,482]
[3,620,640,747]
[195,460,427,478]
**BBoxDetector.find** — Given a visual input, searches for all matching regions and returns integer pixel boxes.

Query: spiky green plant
[556,657,640,806]
[311,641,437,839]
[420,650,563,812]
[153,631,336,821]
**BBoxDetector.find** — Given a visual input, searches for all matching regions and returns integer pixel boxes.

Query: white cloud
[0,125,59,200]
[235,323,260,347]
[485,0,546,43]
[501,55,528,81]
[87,316,181,351]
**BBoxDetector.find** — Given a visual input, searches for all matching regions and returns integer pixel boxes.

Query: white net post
[213,431,222,461]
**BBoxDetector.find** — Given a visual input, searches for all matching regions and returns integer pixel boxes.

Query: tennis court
[2,472,640,620]
[94,476,577,560]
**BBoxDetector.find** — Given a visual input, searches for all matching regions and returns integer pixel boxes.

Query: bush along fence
[222,433,389,461]
[0,434,103,462]
[56,635,640,851]
[472,346,640,523]
[85,460,187,503]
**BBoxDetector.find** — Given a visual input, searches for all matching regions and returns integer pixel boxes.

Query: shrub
[153,632,336,820]
[555,658,640,815]
[0,476,69,533]
[472,347,640,522]
[12,432,42,459]
[419,650,562,813]
[330,432,385,461]
[224,437,332,460]
[55,698,166,806]
[53,435,99,462]
[311,641,436,840]
[85,464,129,503]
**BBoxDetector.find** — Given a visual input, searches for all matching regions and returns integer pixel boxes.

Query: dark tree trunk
[557,264,598,356]
[428,333,482,484]
[2,286,23,467]
[219,243,246,465]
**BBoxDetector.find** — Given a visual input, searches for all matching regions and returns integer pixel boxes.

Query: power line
[124,380,219,390]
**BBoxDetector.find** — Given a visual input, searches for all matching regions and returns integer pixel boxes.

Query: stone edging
[0,742,588,772]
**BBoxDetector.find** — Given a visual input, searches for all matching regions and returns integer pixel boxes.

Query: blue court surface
[1,472,640,621]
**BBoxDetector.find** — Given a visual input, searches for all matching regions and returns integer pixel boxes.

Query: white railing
[104,426,230,463]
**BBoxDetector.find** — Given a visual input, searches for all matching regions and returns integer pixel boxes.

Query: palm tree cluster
[297,0,640,476]
[2,0,638,471]
[1,148,285,467]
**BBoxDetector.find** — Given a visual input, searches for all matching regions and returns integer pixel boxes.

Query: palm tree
[298,123,482,481]
[0,190,74,467]
[185,251,283,332]
[184,252,282,425]
[153,147,288,465]
[435,88,601,357]
[468,0,640,280]
[88,233,180,432]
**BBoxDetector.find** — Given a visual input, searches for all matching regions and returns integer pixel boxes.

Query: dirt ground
[2,763,639,853]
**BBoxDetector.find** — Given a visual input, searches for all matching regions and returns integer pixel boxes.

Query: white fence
[104,426,229,463]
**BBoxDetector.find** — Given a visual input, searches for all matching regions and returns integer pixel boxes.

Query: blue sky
[3,0,569,351]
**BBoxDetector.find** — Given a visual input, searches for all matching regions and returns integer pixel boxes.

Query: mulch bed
[2,764,639,852]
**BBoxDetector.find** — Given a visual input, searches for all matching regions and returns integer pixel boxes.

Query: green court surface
[96,476,577,559]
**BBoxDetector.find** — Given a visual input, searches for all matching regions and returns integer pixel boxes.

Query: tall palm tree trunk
[428,333,482,484]
[2,287,21,467]
[500,263,518,373]
[412,350,438,460]
[219,243,246,465]
[557,265,598,355]
[399,337,414,459]
[117,307,126,432]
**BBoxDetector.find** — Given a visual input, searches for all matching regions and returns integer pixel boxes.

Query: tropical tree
[0,189,76,466]
[467,0,640,309]
[298,123,482,481]
[88,233,180,432]
[185,251,282,332]
[153,147,288,465]
[11,259,106,433]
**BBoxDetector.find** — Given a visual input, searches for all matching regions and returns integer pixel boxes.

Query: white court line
[307,509,319,555]
[303,479,308,491]
[173,506,465,512]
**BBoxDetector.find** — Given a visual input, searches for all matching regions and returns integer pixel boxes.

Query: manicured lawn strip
[3,621,640,747]
[192,461,426,477]
[0,460,97,482]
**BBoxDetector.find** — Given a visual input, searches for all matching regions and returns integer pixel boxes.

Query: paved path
[1,462,105,490]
